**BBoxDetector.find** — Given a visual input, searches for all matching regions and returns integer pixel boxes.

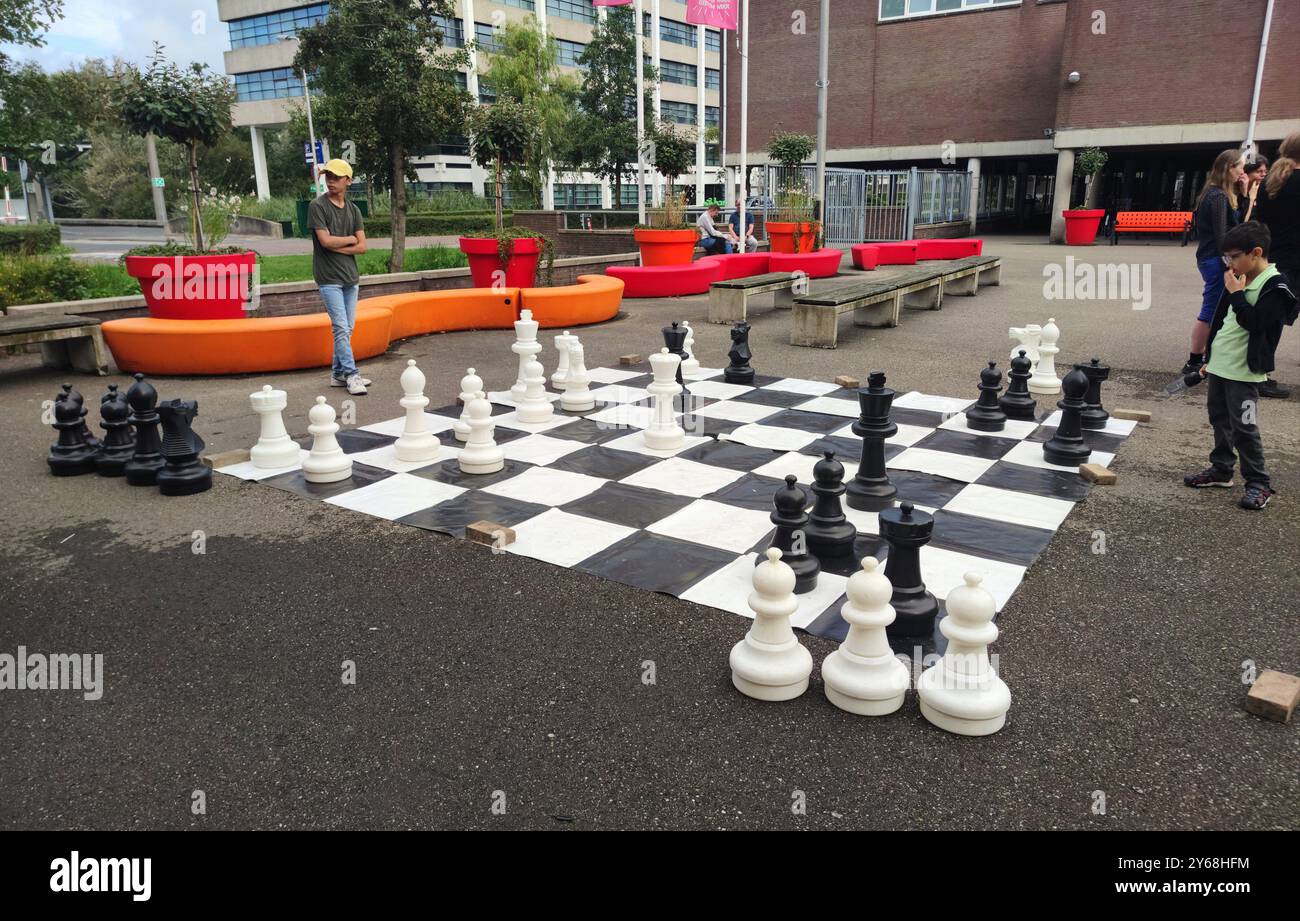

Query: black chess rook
[1076,357,1111,430]
[878,501,941,637]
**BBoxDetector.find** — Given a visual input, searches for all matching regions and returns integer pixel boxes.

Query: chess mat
[217,363,1135,653]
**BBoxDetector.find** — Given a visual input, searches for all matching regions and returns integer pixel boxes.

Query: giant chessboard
[215,362,1136,650]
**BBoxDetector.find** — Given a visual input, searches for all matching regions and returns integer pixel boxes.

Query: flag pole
[814,0,829,233]
[635,0,647,226]
[738,0,748,237]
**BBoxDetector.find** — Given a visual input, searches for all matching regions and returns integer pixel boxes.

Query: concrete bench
[0,313,110,375]
[707,271,801,324]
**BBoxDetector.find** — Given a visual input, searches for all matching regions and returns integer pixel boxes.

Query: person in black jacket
[1184,222,1299,510]
[1254,130,1300,398]
[1184,149,1245,376]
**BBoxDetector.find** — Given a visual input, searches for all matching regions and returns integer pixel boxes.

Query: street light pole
[738,0,748,237]
[814,0,829,232]
[635,0,647,226]
[302,69,321,195]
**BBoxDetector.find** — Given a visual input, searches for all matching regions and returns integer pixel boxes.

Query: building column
[1048,148,1075,243]
[966,156,980,234]
[601,178,613,210]
[695,24,706,206]
[651,0,662,206]
[249,125,271,202]
[462,0,479,100]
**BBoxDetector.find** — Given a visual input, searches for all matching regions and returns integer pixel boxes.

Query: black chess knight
[156,399,212,496]
[845,371,898,511]
[724,322,755,385]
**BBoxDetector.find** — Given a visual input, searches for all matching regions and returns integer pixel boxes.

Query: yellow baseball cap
[321,158,353,178]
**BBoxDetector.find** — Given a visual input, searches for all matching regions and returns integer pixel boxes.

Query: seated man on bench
[728,198,759,253]
[696,201,732,256]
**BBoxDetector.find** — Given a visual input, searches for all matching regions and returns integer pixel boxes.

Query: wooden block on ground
[619,354,642,366]
[1112,408,1151,423]
[834,375,860,389]
[466,520,516,548]
[203,448,250,469]
[1079,463,1116,485]
[1245,670,1300,722]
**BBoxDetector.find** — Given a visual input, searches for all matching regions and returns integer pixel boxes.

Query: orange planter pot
[633,228,698,266]
[766,222,817,254]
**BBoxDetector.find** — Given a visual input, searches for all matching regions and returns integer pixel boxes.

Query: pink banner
[685,0,739,30]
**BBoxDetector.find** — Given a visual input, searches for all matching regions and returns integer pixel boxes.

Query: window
[433,14,464,48]
[557,39,586,68]
[491,0,534,9]
[421,182,473,193]
[554,183,601,209]
[474,22,502,53]
[660,100,697,126]
[478,78,497,105]
[705,105,719,128]
[879,0,1019,21]
[643,13,697,48]
[705,28,720,53]
[705,144,720,167]
[705,67,720,91]
[547,0,595,23]
[228,3,329,49]
[234,68,304,102]
[619,184,653,208]
[658,59,697,87]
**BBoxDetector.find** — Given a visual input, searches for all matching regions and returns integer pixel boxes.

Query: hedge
[0,256,91,309]
[362,211,508,237]
[0,223,62,256]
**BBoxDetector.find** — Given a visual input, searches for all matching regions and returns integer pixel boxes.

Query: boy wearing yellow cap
[309,158,370,395]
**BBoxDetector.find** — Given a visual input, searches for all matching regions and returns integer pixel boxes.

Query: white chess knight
[1008,323,1042,367]
[302,396,353,483]
[643,348,686,451]
[458,391,505,474]
[1028,317,1062,395]
[680,321,700,377]
[394,359,442,463]
[454,367,484,442]
[551,330,576,387]
[821,557,911,716]
[248,385,300,469]
[560,341,595,412]
[916,571,1011,736]
[729,547,813,701]
[510,309,542,403]
[515,355,555,424]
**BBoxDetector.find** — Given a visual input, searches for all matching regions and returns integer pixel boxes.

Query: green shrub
[362,212,505,237]
[239,195,299,222]
[0,255,90,308]
[0,223,63,256]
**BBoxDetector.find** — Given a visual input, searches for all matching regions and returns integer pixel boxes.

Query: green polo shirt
[1205,264,1278,383]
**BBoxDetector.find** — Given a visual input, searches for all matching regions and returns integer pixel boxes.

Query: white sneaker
[331,375,371,387]
[346,374,368,395]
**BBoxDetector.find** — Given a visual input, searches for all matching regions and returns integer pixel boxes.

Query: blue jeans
[319,284,359,379]
[1196,256,1224,323]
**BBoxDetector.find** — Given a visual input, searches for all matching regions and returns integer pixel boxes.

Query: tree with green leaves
[295,0,472,272]
[118,45,233,250]
[0,0,62,76]
[470,97,538,231]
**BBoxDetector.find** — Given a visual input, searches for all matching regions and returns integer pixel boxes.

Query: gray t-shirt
[697,211,724,240]
[308,195,364,287]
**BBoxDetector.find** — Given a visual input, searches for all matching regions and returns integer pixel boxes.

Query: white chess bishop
[680,321,700,377]
[458,392,505,475]
[511,309,542,403]
[916,571,1011,736]
[302,396,353,483]
[551,330,576,387]
[1008,324,1042,367]
[248,385,301,469]
[515,355,555,424]
[454,367,484,442]
[560,341,595,412]
[1028,317,1062,395]
[394,359,442,463]
[643,348,686,451]
[729,547,812,701]
[821,557,911,716]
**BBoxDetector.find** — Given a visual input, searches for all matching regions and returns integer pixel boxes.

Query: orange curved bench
[101,306,394,376]
[363,288,520,341]
[520,275,623,328]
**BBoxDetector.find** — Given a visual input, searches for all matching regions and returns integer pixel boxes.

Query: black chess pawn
[1043,367,1092,467]
[125,373,166,486]
[760,475,821,593]
[846,370,898,511]
[999,350,1037,421]
[966,361,1007,432]
[95,391,136,476]
[156,399,212,496]
[724,321,755,385]
[1076,357,1111,430]
[661,321,690,394]
[804,451,857,558]
[47,395,98,476]
[100,383,119,405]
[878,501,941,637]
[59,384,100,451]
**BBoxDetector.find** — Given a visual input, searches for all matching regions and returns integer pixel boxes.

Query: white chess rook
[644,348,686,451]
[394,359,442,463]
[560,341,595,412]
[551,331,575,386]
[458,392,505,474]
[680,321,700,377]
[1009,324,1042,368]
[1028,317,1061,395]
[822,557,911,716]
[511,309,542,403]
[302,396,352,483]
[916,571,1011,736]
[249,385,300,469]
[516,356,555,424]
[729,547,813,701]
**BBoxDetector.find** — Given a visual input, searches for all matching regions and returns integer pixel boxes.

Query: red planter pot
[1062,209,1106,246]
[766,221,817,254]
[124,252,258,320]
[633,228,698,266]
[458,236,542,288]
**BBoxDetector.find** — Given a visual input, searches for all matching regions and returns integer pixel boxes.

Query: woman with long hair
[1184,148,1245,375]
[1254,131,1300,398]
[1238,156,1268,223]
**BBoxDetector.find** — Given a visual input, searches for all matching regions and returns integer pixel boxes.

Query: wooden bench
[707,271,800,324]
[1111,211,1193,245]
[0,313,110,374]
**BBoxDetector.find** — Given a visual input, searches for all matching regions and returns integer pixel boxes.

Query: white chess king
[248,385,300,469]
[916,571,1011,736]
[394,359,441,463]
[729,547,812,701]
[821,557,911,716]
[302,396,353,484]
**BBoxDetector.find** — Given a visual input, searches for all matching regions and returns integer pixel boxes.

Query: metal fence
[861,168,972,240]
[753,165,867,247]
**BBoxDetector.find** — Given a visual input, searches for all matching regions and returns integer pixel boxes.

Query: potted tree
[1061,146,1109,245]
[460,97,553,288]
[632,123,698,265]
[765,131,818,254]
[118,45,256,320]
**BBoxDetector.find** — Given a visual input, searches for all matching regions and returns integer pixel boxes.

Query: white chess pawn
[916,571,1011,736]
[511,309,542,403]
[729,547,813,701]
[454,367,484,443]
[458,392,505,475]
[551,330,576,387]
[644,347,685,451]
[249,385,300,469]
[560,341,595,412]
[394,359,441,463]
[1028,317,1061,395]
[680,321,700,377]
[516,356,555,424]
[1008,324,1042,368]
[821,557,911,715]
[302,396,352,483]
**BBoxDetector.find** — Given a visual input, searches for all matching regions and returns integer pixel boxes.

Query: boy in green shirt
[1184,222,1299,509]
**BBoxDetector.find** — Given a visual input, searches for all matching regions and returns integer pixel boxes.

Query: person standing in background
[1184,149,1245,376]
[1238,156,1268,223]
[1254,132,1300,399]
[309,158,370,396]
